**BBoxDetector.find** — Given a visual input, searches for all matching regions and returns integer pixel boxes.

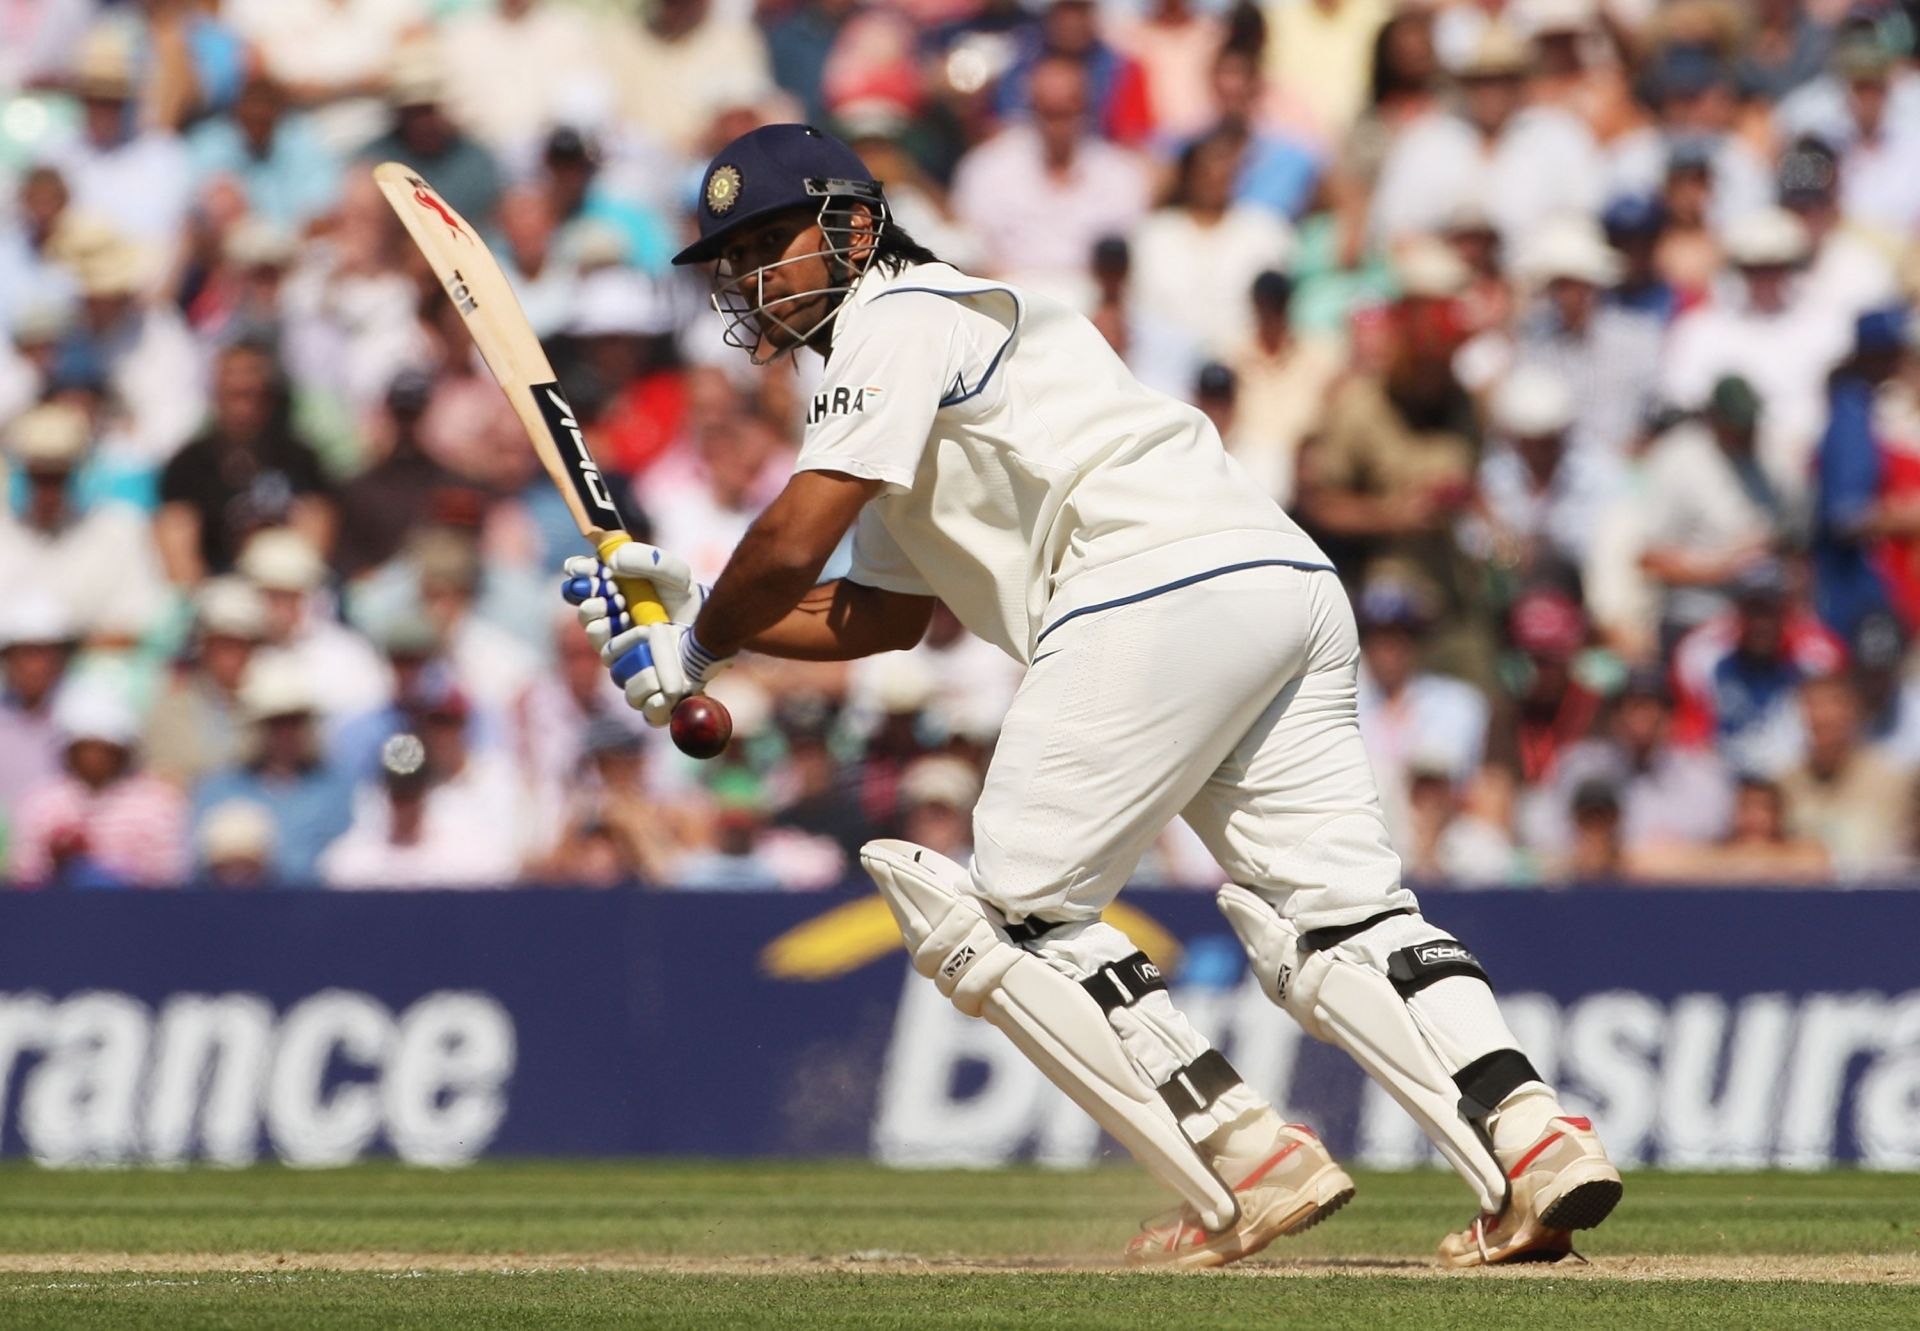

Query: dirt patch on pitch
[1,1252,1917,1284]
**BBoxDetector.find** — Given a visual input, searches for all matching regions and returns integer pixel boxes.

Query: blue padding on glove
[610,640,655,687]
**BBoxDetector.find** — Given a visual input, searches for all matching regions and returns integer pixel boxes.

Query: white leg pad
[865,839,1238,1230]
[1219,885,1508,1213]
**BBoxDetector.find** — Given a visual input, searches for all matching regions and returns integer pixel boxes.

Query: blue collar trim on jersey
[1034,558,1337,647]
[873,284,1021,407]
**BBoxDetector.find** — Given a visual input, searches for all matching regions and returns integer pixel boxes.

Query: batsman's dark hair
[871,217,942,273]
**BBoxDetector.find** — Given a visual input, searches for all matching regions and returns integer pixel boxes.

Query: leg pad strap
[1454,1048,1542,1120]
[1157,1049,1242,1120]
[1082,951,1168,1013]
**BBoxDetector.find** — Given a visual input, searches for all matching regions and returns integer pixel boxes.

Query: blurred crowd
[4,0,1920,890]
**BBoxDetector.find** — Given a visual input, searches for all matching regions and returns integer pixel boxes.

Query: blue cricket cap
[1854,305,1910,356]
[672,123,882,266]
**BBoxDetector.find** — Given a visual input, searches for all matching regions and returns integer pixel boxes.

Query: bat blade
[371,161,640,550]
[371,163,732,755]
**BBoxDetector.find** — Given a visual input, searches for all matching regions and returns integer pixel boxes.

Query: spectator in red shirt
[1489,587,1603,790]
[9,686,188,888]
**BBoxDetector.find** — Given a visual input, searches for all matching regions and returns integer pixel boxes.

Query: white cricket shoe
[1437,1114,1623,1267]
[1125,1122,1355,1270]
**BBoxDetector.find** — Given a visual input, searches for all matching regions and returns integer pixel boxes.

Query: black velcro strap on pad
[1300,907,1415,954]
[1081,951,1168,1014]
[1157,1049,1243,1119]
[1387,939,1489,998]
[1453,1048,1542,1120]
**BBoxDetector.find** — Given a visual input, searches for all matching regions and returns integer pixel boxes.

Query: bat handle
[595,531,671,627]
[593,531,732,759]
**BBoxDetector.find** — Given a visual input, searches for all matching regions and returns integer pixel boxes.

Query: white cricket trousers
[971,563,1414,930]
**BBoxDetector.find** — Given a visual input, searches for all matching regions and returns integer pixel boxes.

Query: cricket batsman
[561,124,1622,1268]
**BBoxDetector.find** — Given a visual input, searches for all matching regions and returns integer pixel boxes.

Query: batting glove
[560,547,729,726]
[605,621,729,726]
[562,541,706,643]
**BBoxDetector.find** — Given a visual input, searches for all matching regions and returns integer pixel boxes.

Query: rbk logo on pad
[940,945,977,980]
[807,385,883,425]
[1415,943,1475,967]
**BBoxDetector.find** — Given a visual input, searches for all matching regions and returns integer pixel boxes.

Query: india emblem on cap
[705,164,742,215]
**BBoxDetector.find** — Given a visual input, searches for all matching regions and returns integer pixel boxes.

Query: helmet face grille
[709,198,888,365]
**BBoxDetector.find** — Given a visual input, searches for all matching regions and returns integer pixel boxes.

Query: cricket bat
[373,162,730,754]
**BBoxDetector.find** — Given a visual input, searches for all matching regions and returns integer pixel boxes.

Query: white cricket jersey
[796,261,1332,664]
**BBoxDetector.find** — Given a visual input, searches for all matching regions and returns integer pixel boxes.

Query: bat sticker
[410,180,466,242]
[533,381,629,529]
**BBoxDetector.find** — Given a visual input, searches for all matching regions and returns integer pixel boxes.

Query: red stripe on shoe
[1560,1116,1592,1130]
[1507,1131,1564,1179]
[1235,1142,1303,1192]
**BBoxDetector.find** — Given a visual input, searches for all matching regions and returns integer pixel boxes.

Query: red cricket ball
[669,695,733,760]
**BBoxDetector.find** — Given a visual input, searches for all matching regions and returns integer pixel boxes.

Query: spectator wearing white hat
[567,266,683,478]
[237,527,389,719]
[145,578,269,788]
[187,216,307,361]
[197,798,277,888]
[895,754,982,864]
[1509,216,1664,464]
[44,25,193,245]
[394,526,541,719]
[0,403,171,639]
[1471,362,1626,580]
[61,221,206,465]
[1398,748,1522,888]
[190,654,356,885]
[8,684,188,888]
[1369,24,1605,253]
[0,596,81,823]
[1661,206,1852,502]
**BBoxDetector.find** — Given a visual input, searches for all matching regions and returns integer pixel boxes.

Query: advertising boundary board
[0,886,1915,1170]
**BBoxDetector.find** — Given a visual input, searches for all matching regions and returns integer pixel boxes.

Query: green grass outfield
[0,1162,1915,1329]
